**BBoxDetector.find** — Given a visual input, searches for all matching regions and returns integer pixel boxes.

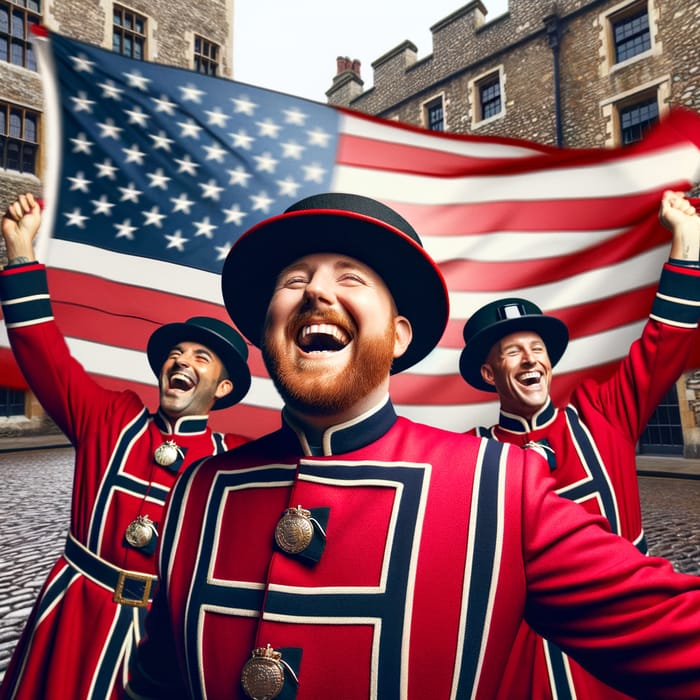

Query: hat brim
[459,316,569,392]
[147,323,251,409]
[221,208,449,374]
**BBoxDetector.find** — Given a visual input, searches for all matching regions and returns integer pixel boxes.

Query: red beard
[262,309,396,417]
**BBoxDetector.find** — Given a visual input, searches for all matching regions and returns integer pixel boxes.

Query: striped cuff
[650,263,700,327]
[0,262,53,327]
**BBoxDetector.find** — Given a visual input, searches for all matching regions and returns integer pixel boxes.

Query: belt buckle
[113,570,153,607]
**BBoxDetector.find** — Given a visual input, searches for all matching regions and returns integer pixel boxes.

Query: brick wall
[327,0,699,148]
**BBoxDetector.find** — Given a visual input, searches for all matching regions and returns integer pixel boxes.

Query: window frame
[0,100,39,174]
[425,98,444,132]
[112,3,147,60]
[469,67,505,128]
[194,35,220,76]
[618,93,659,145]
[0,0,41,70]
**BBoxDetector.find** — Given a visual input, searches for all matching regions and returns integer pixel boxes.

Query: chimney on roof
[335,56,361,78]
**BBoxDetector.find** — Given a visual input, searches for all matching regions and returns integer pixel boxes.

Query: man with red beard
[128,192,700,700]
[458,190,700,699]
[0,192,252,700]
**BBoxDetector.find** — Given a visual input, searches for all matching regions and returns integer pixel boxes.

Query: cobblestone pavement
[0,448,699,683]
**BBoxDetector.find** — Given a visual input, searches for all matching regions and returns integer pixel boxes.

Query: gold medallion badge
[274,505,313,554]
[241,644,284,700]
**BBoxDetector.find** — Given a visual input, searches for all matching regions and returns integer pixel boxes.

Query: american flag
[1,28,700,438]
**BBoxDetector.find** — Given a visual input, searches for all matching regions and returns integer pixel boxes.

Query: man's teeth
[300,323,349,345]
[170,372,194,389]
[519,371,541,385]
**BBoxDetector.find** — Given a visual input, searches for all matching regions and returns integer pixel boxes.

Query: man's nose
[303,271,336,305]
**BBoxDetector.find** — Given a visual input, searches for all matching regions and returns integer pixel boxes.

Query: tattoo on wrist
[7,256,31,266]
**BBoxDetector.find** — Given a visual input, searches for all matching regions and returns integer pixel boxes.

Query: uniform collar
[498,396,556,433]
[282,394,397,456]
[154,409,209,435]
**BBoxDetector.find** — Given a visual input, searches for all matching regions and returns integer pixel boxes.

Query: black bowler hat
[221,192,449,374]
[459,298,569,392]
[147,316,251,409]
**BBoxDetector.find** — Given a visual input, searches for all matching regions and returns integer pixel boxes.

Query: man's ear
[215,378,234,401]
[392,315,413,359]
[480,363,496,387]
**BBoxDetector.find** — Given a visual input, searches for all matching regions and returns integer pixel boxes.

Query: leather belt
[63,533,157,608]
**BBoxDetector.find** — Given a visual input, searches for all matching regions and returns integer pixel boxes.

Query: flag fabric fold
[1,28,699,436]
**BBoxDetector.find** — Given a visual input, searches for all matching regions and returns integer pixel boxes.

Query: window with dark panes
[0,0,40,69]
[613,6,651,63]
[0,388,25,417]
[427,100,444,132]
[0,102,39,173]
[194,35,219,76]
[480,77,501,120]
[620,97,658,145]
[113,4,146,60]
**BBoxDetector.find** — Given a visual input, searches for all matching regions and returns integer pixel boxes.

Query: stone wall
[327,0,700,148]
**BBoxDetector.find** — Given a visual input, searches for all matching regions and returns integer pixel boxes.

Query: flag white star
[223,203,247,225]
[303,162,327,183]
[165,230,189,250]
[146,168,171,189]
[205,107,229,127]
[67,171,92,192]
[124,105,150,126]
[119,183,143,203]
[71,91,96,113]
[97,118,123,139]
[307,127,332,147]
[250,191,275,213]
[142,206,167,227]
[202,143,228,162]
[70,132,94,154]
[178,119,202,139]
[64,208,89,227]
[123,144,147,164]
[95,159,118,179]
[230,130,254,150]
[149,130,174,151]
[152,94,178,115]
[231,95,256,115]
[69,53,95,73]
[98,80,123,100]
[256,119,282,139]
[175,155,199,175]
[193,217,217,238]
[179,83,205,103]
[123,70,151,90]
[283,107,307,126]
[253,151,278,173]
[215,243,232,260]
[277,177,301,197]
[170,193,195,214]
[227,167,252,186]
[91,195,115,215]
[281,140,304,159]
[115,219,138,239]
[198,179,224,200]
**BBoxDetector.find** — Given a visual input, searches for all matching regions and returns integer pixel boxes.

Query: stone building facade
[328,0,700,457]
[0,0,233,431]
[327,0,699,149]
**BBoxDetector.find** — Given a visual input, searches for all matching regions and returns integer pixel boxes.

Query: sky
[232,1,509,103]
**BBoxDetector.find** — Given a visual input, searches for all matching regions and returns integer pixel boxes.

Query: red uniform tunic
[0,263,247,700]
[127,398,700,700]
[469,261,700,699]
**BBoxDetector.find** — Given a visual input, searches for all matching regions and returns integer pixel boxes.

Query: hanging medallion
[154,440,180,467]
[125,514,158,548]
